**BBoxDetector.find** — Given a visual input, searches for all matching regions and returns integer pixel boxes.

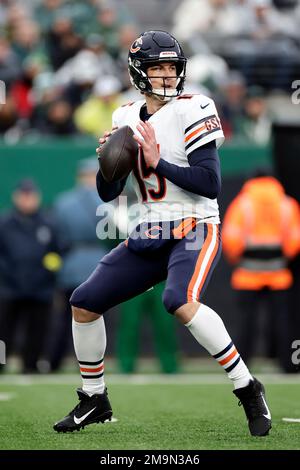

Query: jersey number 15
[133,146,166,202]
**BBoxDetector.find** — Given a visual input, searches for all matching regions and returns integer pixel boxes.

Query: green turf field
[0,375,300,450]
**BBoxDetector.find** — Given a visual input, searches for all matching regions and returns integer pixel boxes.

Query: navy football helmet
[128,30,187,100]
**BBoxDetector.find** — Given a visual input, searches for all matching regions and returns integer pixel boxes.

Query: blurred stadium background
[1,0,300,450]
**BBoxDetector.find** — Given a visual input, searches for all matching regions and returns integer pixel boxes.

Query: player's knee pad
[70,283,93,311]
[162,286,183,314]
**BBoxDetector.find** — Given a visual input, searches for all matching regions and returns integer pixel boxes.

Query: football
[99,125,138,183]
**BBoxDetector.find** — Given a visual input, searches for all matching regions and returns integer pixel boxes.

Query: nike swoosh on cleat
[262,396,271,420]
[74,407,97,425]
[200,103,209,109]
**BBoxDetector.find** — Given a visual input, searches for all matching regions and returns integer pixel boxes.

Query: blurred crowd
[0,0,140,142]
[0,0,300,144]
[0,160,112,373]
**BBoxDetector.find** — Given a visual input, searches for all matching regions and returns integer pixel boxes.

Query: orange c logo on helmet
[130,45,141,53]
[130,36,143,54]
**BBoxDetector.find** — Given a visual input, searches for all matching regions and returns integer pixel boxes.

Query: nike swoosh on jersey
[74,406,96,425]
[262,396,271,420]
[200,103,209,109]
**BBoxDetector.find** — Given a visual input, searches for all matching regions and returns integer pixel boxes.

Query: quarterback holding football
[53,30,272,437]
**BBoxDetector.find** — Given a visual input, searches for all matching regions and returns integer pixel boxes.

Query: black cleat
[53,388,112,433]
[233,377,272,437]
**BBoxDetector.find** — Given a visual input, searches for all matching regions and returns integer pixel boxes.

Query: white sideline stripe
[0,392,15,401]
[1,373,300,386]
[282,418,300,423]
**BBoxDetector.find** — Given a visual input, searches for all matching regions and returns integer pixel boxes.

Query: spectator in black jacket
[0,179,65,373]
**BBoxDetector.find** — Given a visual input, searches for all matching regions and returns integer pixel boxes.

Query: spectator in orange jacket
[222,173,300,372]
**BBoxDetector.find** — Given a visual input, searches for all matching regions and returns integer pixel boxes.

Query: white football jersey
[112,94,224,225]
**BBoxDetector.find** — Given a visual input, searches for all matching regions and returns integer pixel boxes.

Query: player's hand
[134,121,160,169]
[96,127,118,156]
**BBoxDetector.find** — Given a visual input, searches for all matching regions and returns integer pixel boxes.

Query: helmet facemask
[147,62,186,101]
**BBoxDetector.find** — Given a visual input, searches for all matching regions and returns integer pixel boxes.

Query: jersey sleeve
[112,101,137,128]
[182,95,225,157]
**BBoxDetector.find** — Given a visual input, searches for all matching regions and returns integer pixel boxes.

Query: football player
[53,31,271,437]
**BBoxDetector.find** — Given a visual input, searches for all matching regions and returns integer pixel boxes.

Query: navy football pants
[70,223,221,314]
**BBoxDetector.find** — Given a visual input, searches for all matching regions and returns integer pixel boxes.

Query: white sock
[72,316,106,396]
[185,304,252,389]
